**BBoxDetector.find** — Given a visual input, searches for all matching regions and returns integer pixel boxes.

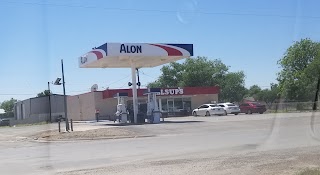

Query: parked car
[0,118,10,126]
[239,102,267,114]
[217,103,241,115]
[192,104,225,116]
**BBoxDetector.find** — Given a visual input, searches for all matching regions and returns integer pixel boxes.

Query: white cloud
[0,109,5,114]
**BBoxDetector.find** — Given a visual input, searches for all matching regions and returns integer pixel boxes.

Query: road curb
[31,135,156,143]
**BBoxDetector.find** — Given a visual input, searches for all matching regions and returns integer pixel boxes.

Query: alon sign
[120,44,142,53]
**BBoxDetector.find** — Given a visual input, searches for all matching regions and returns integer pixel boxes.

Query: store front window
[160,97,191,116]
[128,97,192,116]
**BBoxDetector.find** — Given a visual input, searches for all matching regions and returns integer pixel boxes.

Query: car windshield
[251,102,261,105]
[1,1,320,175]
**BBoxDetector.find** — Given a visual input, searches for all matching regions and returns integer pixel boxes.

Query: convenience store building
[67,86,220,121]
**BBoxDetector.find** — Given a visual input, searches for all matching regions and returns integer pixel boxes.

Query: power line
[104,74,131,87]
[2,1,320,20]
[140,71,158,79]
[0,75,131,96]
[62,74,132,91]
[53,89,90,94]
[0,94,35,96]
[117,78,131,89]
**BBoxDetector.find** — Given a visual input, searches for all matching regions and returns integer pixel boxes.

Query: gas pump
[114,93,128,123]
[144,88,161,124]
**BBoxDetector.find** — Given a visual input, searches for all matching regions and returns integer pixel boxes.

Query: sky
[1,0,320,102]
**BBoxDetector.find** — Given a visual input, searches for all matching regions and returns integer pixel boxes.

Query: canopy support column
[131,65,138,123]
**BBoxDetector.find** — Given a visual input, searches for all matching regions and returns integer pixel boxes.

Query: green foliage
[219,71,247,102]
[277,38,320,101]
[0,98,18,113]
[37,90,51,97]
[244,83,280,107]
[259,84,280,106]
[148,56,246,102]
[246,85,262,99]
[181,57,228,87]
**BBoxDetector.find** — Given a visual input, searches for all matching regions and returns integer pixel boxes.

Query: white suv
[217,103,241,115]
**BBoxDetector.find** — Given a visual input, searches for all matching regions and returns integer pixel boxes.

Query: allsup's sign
[102,87,220,99]
[159,88,184,95]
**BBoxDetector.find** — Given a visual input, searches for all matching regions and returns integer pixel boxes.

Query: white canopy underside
[80,56,186,68]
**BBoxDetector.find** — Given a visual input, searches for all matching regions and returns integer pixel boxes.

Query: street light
[53,59,69,131]
[54,78,62,85]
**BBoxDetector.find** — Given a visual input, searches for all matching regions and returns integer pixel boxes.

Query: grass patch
[297,168,320,175]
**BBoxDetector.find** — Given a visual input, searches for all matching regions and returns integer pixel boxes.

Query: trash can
[95,109,100,122]
[129,114,134,123]
[137,113,145,123]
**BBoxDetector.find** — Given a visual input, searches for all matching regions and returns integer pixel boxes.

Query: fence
[266,102,320,112]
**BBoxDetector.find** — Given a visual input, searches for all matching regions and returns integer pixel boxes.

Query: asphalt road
[1,112,320,175]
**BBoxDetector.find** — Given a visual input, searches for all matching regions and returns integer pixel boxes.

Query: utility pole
[61,59,69,131]
[48,82,52,123]
[313,77,320,111]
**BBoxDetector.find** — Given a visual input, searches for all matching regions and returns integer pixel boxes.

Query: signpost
[47,82,52,123]
[61,59,69,131]
[54,60,69,131]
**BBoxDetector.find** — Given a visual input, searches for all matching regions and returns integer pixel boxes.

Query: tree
[246,85,262,100]
[277,38,320,101]
[0,98,18,113]
[37,90,51,97]
[257,83,280,108]
[148,56,247,102]
[148,62,185,88]
[218,71,247,102]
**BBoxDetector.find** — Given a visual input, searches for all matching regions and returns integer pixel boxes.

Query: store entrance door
[167,99,174,115]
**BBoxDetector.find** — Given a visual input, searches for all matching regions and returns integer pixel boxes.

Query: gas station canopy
[78,42,193,123]
[79,43,193,68]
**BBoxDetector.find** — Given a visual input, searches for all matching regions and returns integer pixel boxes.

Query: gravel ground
[31,127,142,140]
[57,146,320,175]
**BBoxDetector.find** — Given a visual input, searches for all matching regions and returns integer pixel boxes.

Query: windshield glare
[1,1,320,175]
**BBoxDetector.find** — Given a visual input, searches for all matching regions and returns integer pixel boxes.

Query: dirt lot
[0,120,155,142]
[58,146,320,175]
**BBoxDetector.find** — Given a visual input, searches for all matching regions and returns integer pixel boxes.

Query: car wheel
[259,112,264,114]
[248,110,252,114]
[224,110,228,116]
[206,111,210,116]
[193,111,197,116]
